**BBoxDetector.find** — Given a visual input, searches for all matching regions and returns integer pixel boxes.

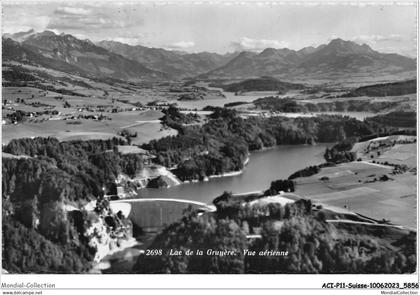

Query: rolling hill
[216,76,305,93]
[342,79,416,97]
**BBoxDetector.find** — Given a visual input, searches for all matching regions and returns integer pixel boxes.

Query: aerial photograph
[1,2,417,274]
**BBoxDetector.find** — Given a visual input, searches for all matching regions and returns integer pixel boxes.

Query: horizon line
[2,28,416,58]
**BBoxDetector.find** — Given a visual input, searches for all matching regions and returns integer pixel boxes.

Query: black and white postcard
[1,0,418,294]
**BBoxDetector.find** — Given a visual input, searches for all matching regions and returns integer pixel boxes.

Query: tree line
[253,96,408,114]
[143,108,375,181]
[133,187,416,274]
[323,138,357,163]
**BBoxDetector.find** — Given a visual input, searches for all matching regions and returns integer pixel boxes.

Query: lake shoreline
[137,143,330,203]
[172,141,327,184]
[182,155,251,184]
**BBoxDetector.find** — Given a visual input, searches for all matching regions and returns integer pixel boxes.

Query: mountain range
[200,39,416,80]
[3,30,168,80]
[97,40,238,77]
[3,29,416,81]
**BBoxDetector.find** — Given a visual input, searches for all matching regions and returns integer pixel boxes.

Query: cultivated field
[2,83,178,145]
[295,156,417,229]
[352,135,417,167]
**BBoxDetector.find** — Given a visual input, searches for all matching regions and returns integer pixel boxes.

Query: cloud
[164,41,195,50]
[46,6,142,32]
[55,7,92,16]
[344,34,414,56]
[111,37,143,46]
[231,37,290,52]
[373,45,416,58]
[3,13,51,33]
[350,34,402,43]
[71,33,89,40]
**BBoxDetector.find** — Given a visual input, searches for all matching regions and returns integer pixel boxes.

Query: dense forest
[342,79,416,97]
[253,96,408,114]
[160,106,200,130]
[133,189,416,274]
[254,97,305,112]
[224,101,249,108]
[212,76,305,93]
[365,111,417,128]
[143,107,377,181]
[288,162,336,180]
[288,165,321,180]
[323,138,358,164]
[2,137,145,273]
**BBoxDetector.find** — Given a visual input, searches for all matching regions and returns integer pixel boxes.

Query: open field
[295,159,417,229]
[2,108,177,145]
[377,144,417,167]
[117,145,148,155]
[352,135,417,168]
[1,67,198,146]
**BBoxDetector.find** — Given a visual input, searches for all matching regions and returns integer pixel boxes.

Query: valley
[1,28,417,275]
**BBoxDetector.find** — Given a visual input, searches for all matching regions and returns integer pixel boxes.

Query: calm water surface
[104,143,331,272]
[176,89,277,109]
[139,143,331,204]
[175,85,375,121]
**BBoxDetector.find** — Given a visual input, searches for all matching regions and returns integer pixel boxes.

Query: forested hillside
[343,80,416,97]
[253,96,413,114]
[143,108,377,181]
[2,137,144,273]
[133,190,416,274]
[365,111,417,128]
[214,77,305,93]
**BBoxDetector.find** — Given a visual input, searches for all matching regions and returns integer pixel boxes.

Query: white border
[0,274,419,289]
[0,0,419,292]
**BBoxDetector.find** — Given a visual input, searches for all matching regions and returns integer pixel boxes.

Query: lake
[176,89,278,109]
[103,143,331,272]
[138,143,331,204]
[175,84,376,121]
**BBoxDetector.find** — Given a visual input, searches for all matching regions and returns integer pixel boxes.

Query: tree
[134,212,246,274]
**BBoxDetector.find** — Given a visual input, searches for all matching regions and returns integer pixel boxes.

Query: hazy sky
[2,1,417,56]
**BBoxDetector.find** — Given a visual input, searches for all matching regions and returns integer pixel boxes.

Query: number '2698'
[145,249,163,255]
